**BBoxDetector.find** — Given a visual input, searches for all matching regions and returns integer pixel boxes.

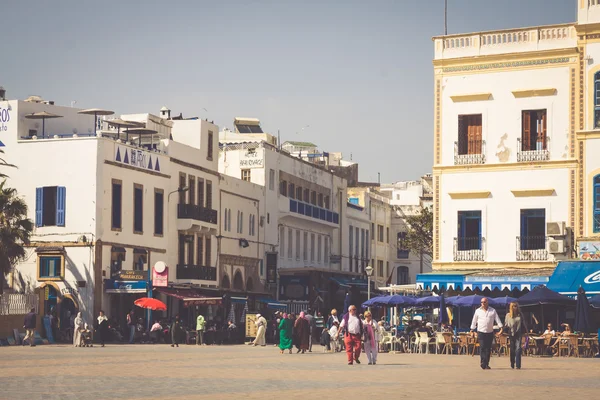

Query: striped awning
[416,271,550,292]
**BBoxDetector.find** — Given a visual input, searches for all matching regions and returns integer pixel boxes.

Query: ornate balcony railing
[516,236,549,261]
[177,204,218,224]
[454,140,486,165]
[176,264,217,281]
[517,138,550,162]
[453,237,485,261]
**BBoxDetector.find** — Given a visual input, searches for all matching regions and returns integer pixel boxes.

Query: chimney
[0,87,5,101]
[160,106,171,119]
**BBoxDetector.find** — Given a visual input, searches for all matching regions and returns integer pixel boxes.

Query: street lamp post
[365,265,374,310]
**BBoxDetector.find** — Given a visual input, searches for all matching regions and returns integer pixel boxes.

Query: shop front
[104,273,148,329]
[36,281,82,342]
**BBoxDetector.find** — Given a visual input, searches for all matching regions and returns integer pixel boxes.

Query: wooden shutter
[35,187,43,227]
[468,115,482,154]
[458,115,467,155]
[522,111,531,151]
[56,186,66,227]
[539,111,547,150]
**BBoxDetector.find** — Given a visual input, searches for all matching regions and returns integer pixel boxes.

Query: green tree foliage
[403,207,433,258]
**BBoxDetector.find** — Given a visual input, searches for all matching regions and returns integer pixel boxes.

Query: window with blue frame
[594,72,600,129]
[35,186,66,227]
[39,256,62,278]
[594,175,600,233]
[457,211,482,250]
[520,209,546,250]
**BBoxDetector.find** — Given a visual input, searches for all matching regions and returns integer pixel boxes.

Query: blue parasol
[438,293,449,324]
[453,295,485,308]
[415,296,441,307]
[574,287,592,334]
[488,296,516,308]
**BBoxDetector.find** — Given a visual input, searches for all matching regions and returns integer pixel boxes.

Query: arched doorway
[246,277,254,292]
[233,270,244,291]
[222,274,231,289]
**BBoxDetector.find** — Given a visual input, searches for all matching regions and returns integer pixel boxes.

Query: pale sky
[2,0,574,182]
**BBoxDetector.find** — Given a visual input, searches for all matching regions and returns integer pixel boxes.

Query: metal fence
[0,293,39,315]
[280,300,309,315]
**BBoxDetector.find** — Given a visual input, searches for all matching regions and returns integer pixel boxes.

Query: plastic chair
[417,332,436,354]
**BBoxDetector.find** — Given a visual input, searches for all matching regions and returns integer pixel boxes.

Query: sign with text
[245,313,258,338]
[0,103,10,135]
[112,270,148,281]
[114,145,162,173]
[239,148,264,169]
[152,267,168,287]
[104,279,147,294]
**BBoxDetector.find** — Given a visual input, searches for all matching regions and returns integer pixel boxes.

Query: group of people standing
[276,311,313,354]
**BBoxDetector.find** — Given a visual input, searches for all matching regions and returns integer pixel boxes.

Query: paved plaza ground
[0,344,599,400]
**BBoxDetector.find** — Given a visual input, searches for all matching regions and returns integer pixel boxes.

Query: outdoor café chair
[497,334,509,357]
[417,332,436,354]
[457,334,469,355]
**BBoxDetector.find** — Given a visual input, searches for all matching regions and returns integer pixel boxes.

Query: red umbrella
[134,297,167,311]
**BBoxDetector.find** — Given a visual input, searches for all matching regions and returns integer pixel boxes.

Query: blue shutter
[477,212,482,250]
[56,186,66,227]
[35,188,43,227]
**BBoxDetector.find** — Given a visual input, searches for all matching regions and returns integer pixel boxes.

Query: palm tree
[0,148,16,179]
[0,180,33,295]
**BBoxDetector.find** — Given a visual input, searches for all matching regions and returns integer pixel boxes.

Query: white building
[420,0,600,294]
[219,120,357,313]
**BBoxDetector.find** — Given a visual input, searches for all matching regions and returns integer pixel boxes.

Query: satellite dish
[154,261,167,273]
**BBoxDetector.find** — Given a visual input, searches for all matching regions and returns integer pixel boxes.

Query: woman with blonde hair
[501,302,527,369]
[362,310,381,365]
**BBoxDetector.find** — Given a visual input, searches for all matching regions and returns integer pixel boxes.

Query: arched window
[233,270,244,291]
[595,72,600,129]
[594,175,600,232]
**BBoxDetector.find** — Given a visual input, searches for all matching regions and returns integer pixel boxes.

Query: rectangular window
[349,225,354,270]
[154,189,164,236]
[269,169,275,191]
[355,227,360,271]
[594,175,600,232]
[206,181,213,209]
[111,180,122,230]
[197,236,204,266]
[386,227,389,244]
[197,178,205,207]
[457,211,482,251]
[520,209,546,250]
[397,266,409,285]
[311,191,317,205]
[397,232,409,259]
[360,229,366,266]
[39,256,62,278]
[188,175,196,205]
[187,235,195,265]
[241,169,251,182]
[521,110,547,151]
[377,260,384,277]
[207,131,214,160]
[366,231,369,259]
[288,229,293,259]
[371,223,374,241]
[295,230,301,260]
[457,114,483,155]
[296,186,303,201]
[205,237,212,266]
[179,173,186,205]
[378,225,384,242]
[280,180,288,196]
[324,195,330,210]
[324,236,329,264]
[178,234,185,265]
[35,186,66,227]
[133,252,147,272]
[386,261,389,278]
[280,226,285,259]
[303,232,308,261]
[303,189,310,203]
[318,235,322,263]
[288,183,295,199]
[133,184,143,234]
[310,233,315,262]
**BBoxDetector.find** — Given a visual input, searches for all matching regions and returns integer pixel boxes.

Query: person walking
[500,302,528,370]
[327,309,339,329]
[171,314,181,347]
[196,314,206,345]
[294,312,310,353]
[252,314,267,346]
[96,310,109,347]
[362,311,380,365]
[73,312,84,347]
[337,305,363,365]
[126,310,135,344]
[304,310,315,352]
[278,313,293,354]
[22,307,37,347]
[470,297,502,370]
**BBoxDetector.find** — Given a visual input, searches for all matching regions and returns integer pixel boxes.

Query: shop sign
[579,242,600,260]
[104,279,147,293]
[239,148,264,169]
[152,265,168,288]
[245,313,258,338]
[112,270,148,281]
[114,145,161,172]
[60,287,78,296]
[279,276,309,301]
[0,104,10,134]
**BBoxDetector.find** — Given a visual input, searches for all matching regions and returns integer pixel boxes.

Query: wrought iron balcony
[517,138,550,162]
[453,237,485,261]
[176,264,217,281]
[454,140,486,165]
[177,203,218,224]
[516,236,549,261]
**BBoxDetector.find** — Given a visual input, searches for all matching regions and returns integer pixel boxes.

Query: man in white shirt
[470,297,502,370]
[337,305,363,365]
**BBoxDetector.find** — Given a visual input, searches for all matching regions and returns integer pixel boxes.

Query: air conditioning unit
[548,239,566,254]
[546,221,566,236]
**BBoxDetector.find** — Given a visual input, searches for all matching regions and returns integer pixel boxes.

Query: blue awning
[547,261,600,296]
[416,272,549,292]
